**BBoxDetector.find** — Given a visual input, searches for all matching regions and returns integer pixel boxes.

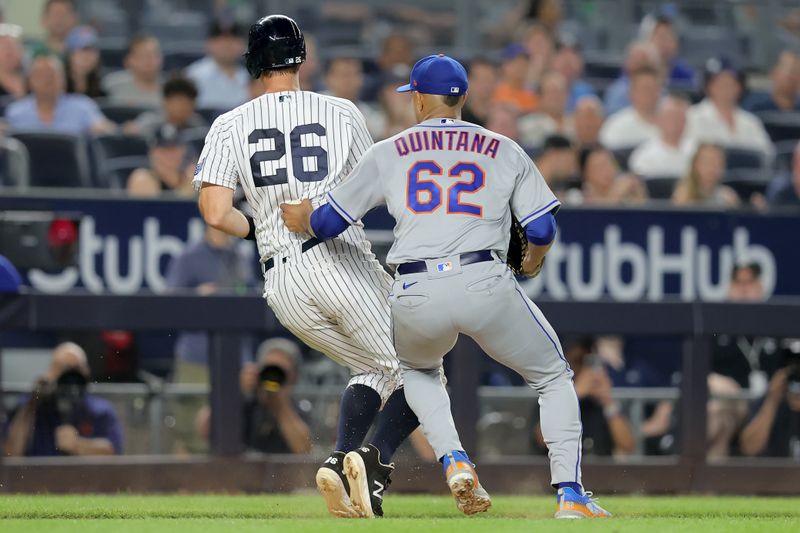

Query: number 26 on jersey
[406,161,485,217]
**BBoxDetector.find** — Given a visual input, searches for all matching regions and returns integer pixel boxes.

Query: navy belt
[397,250,494,275]
[263,237,322,273]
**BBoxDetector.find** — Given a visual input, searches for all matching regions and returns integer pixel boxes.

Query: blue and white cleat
[555,487,612,519]
[442,451,492,516]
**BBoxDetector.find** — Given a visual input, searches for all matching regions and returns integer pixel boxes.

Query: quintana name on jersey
[393,129,500,159]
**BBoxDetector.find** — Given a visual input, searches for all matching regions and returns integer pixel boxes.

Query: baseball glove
[507,215,528,275]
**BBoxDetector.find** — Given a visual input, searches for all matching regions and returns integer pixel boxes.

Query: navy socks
[335,384,381,452]
[558,482,583,494]
[370,387,420,462]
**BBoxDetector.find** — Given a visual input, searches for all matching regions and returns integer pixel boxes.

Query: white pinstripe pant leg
[263,251,400,404]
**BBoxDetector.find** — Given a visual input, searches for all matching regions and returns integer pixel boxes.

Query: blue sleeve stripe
[519,199,560,226]
[525,212,557,245]
[326,192,357,224]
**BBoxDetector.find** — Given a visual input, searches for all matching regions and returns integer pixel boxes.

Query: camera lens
[258,364,287,392]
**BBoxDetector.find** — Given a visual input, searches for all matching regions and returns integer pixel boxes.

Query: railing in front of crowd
[1,382,686,456]
[0,291,799,494]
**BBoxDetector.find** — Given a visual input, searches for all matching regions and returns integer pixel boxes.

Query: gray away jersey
[326,118,560,265]
[193,90,374,261]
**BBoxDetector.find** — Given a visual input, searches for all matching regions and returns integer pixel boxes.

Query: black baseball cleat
[343,444,394,518]
[316,451,359,518]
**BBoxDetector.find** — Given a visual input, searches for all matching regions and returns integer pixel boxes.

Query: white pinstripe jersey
[193,90,374,262]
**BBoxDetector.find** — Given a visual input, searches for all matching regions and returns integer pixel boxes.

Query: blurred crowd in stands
[2,0,800,462]
[0,0,798,209]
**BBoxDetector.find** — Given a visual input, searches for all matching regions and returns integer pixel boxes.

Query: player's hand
[55,424,80,455]
[280,199,313,234]
[522,253,545,278]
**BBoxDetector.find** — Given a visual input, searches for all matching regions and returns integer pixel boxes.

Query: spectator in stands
[685,58,774,159]
[64,26,105,99]
[707,263,785,459]
[3,342,123,457]
[744,50,800,113]
[672,143,739,207]
[33,0,79,56]
[571,95,604,150]
[551,39,595,113]
[532,338,635,457]
[486,104,522,145]
[461,58,497,127]
[364,32,415,101]
[238,338,312,454]
[521,23,555,88]
[519,70,572,147]
[492,44,538,114]
[767,141,800,209]
[629,95,694,179]
[126,124,196,196]
[740,347,800,458]
[128,77,207,138]
[645,14,697,91]
[186,20,249,110]
[571,145,646,205]
[299,34,321,92]
[599,66,661,150]
[604,40,662,115]
[375,74,416,140]
[534,134,578,193]
[164,223,254,453]
[5,55,114,135]
[0,23,25,99]
[323,57,381,139]
[103,34,164,108]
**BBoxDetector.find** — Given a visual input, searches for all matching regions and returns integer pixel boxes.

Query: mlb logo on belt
[437,261,453,272]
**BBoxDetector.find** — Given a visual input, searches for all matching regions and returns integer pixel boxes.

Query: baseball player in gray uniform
[195,15,421,519]
[281,54,611,519]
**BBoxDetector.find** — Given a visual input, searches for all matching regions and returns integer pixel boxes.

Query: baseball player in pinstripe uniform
[194,15,419,519]
[281,54,612,519]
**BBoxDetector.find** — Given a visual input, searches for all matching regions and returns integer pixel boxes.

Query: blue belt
[397,250,494,275]
[263,237,321,273]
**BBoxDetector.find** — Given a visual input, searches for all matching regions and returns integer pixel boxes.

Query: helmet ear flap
[245,50,263,79]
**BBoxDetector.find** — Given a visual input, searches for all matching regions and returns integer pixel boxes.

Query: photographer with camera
[740,344,800,459]
[3,342,123,457]
[238,338,312,454]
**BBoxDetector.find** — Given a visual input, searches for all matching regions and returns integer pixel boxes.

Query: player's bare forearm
[198,183,249,239]
[280,199,314,235]
[522,241,552,277]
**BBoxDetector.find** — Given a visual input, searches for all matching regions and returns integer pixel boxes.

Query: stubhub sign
[2,195,798,301]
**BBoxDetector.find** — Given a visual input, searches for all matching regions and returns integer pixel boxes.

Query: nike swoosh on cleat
[402,281,418,290]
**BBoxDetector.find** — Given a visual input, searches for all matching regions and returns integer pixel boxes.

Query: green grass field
[1,494,798,532]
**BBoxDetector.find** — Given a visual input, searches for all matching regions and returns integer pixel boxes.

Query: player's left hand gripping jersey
[193,91,375,262]
[324,118,560,266]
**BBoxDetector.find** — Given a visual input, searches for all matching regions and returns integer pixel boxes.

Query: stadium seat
[774,140,798,172]
[724,147,766,171]
[106,156,150,189]
[611,146,636,171]
[758,112,800,144]
[180,127,210,157]
[0,137,31,188]
[644,176,679,200]
[91,134,150,188]
[9,131,91,188]
[163,43,206,72]
[197,108,225,125]
[98,102,153,125]
[97,38,128,73]
[724,172,769,202]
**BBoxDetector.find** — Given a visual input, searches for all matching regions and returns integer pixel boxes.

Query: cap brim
[396,84,413,93]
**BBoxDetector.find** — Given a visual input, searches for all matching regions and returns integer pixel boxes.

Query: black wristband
[245,215,257,241]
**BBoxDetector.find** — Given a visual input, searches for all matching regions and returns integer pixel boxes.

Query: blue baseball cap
[65,26,98,52]
[396,54,468,96]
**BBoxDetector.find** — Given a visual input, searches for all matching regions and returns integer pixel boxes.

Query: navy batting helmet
[244,15,306,79]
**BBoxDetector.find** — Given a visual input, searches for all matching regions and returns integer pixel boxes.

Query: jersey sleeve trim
[325,192,358,224]
[519,199,561,226]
